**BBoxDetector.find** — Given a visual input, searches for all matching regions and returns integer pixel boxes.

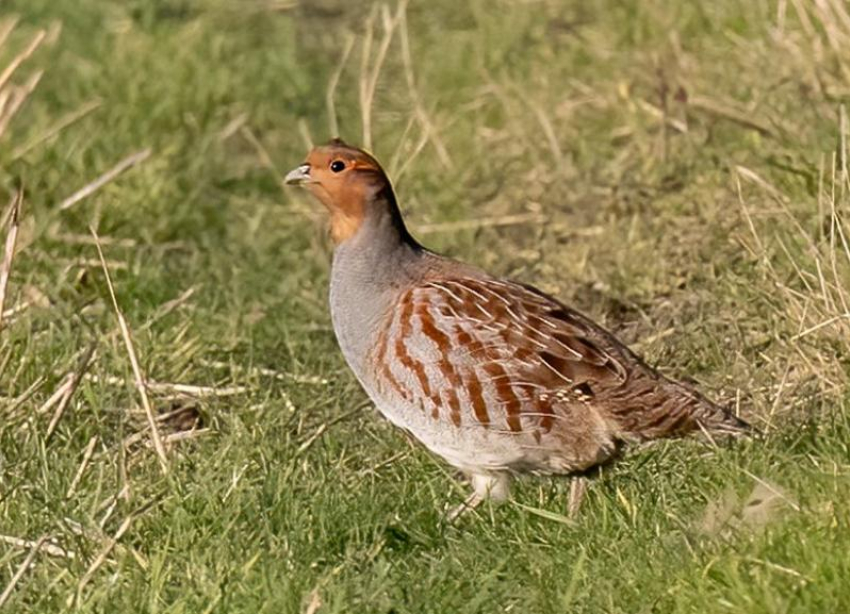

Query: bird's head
[285,138,396,244]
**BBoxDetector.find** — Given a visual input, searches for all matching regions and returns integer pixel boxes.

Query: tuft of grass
[1,0,849,612]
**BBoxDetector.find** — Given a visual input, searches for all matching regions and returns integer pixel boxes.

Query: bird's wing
[370,276,641,438]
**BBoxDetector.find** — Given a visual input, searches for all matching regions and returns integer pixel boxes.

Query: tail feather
[606,370,752,441]
[674,381,753,438]
[695,403,752,436]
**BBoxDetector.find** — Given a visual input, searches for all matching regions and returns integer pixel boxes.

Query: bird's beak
[284,164,311,185]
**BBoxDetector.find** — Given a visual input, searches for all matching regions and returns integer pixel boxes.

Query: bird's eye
[330,160,346,173]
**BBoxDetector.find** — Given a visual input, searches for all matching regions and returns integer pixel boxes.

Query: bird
[284,138,749,520]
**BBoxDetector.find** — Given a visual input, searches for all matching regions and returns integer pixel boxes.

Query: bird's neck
[332,187,421,273]
[328,190,424,374]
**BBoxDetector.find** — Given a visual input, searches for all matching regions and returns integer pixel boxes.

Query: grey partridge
[284,139,749,519]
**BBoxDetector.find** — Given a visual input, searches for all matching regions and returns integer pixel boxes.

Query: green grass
[1,0,850,612]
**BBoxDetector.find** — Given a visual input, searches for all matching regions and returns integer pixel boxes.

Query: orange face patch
[299,142,386,244]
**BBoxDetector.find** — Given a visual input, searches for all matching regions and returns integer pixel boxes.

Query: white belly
[368,390,528,474]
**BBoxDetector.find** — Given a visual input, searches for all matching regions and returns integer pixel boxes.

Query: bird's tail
[678,383,753,438]
[606,368,753,441]
[699,406,752,437]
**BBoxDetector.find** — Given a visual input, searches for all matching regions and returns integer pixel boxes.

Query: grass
[1,0,849,611]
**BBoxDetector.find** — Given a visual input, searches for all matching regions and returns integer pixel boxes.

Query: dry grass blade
[304,589,322,614]
[67,435,99,498]
[4,376,45,415]
[0,188,23,333]
[11,98,102,159]
[0,70,43,139]
[298,118,314,151]
[0,534,74,559]
[392,121,430,181]
[198,358,328,385]
[0,27,46,141]
[137,286,197,333]
[0,535,47,609]
[508,81,565,167]
[0,18,18,49]
[0,28,45,92]
[35,373,72,415]
[218,112,247,141]
[416,212,549,234]
[68,515,133,608]
[690,96,776,137]
[737,130,850,395]
[122,426,210,450]
[45,343,97,439]
[240,125,315,214]
[59,148,152,211]
[294,403,368,457]
[85,373,247,397]
[161,428,211,444]
[295,423,328,456]
[1,298,34,323]
[152,382,245,396]
[397,3,451,169]
[91,227,168,474]
[326,34,356,138]
[359,3,404,151]
[791,313,850,339]
[240,126,285,185]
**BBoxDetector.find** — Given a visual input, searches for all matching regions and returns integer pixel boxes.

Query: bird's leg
[446,473,510,522]
[445,490,483,523]
[568,476,587,519]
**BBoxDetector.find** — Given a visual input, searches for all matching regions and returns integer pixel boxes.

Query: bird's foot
[568,476,587,519]
[445,491,483,523]
[445,473,510,523]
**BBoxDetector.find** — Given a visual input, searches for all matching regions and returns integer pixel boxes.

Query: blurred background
[1,1,848,612]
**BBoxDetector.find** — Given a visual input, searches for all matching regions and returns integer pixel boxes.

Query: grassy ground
[1,0,849,612]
